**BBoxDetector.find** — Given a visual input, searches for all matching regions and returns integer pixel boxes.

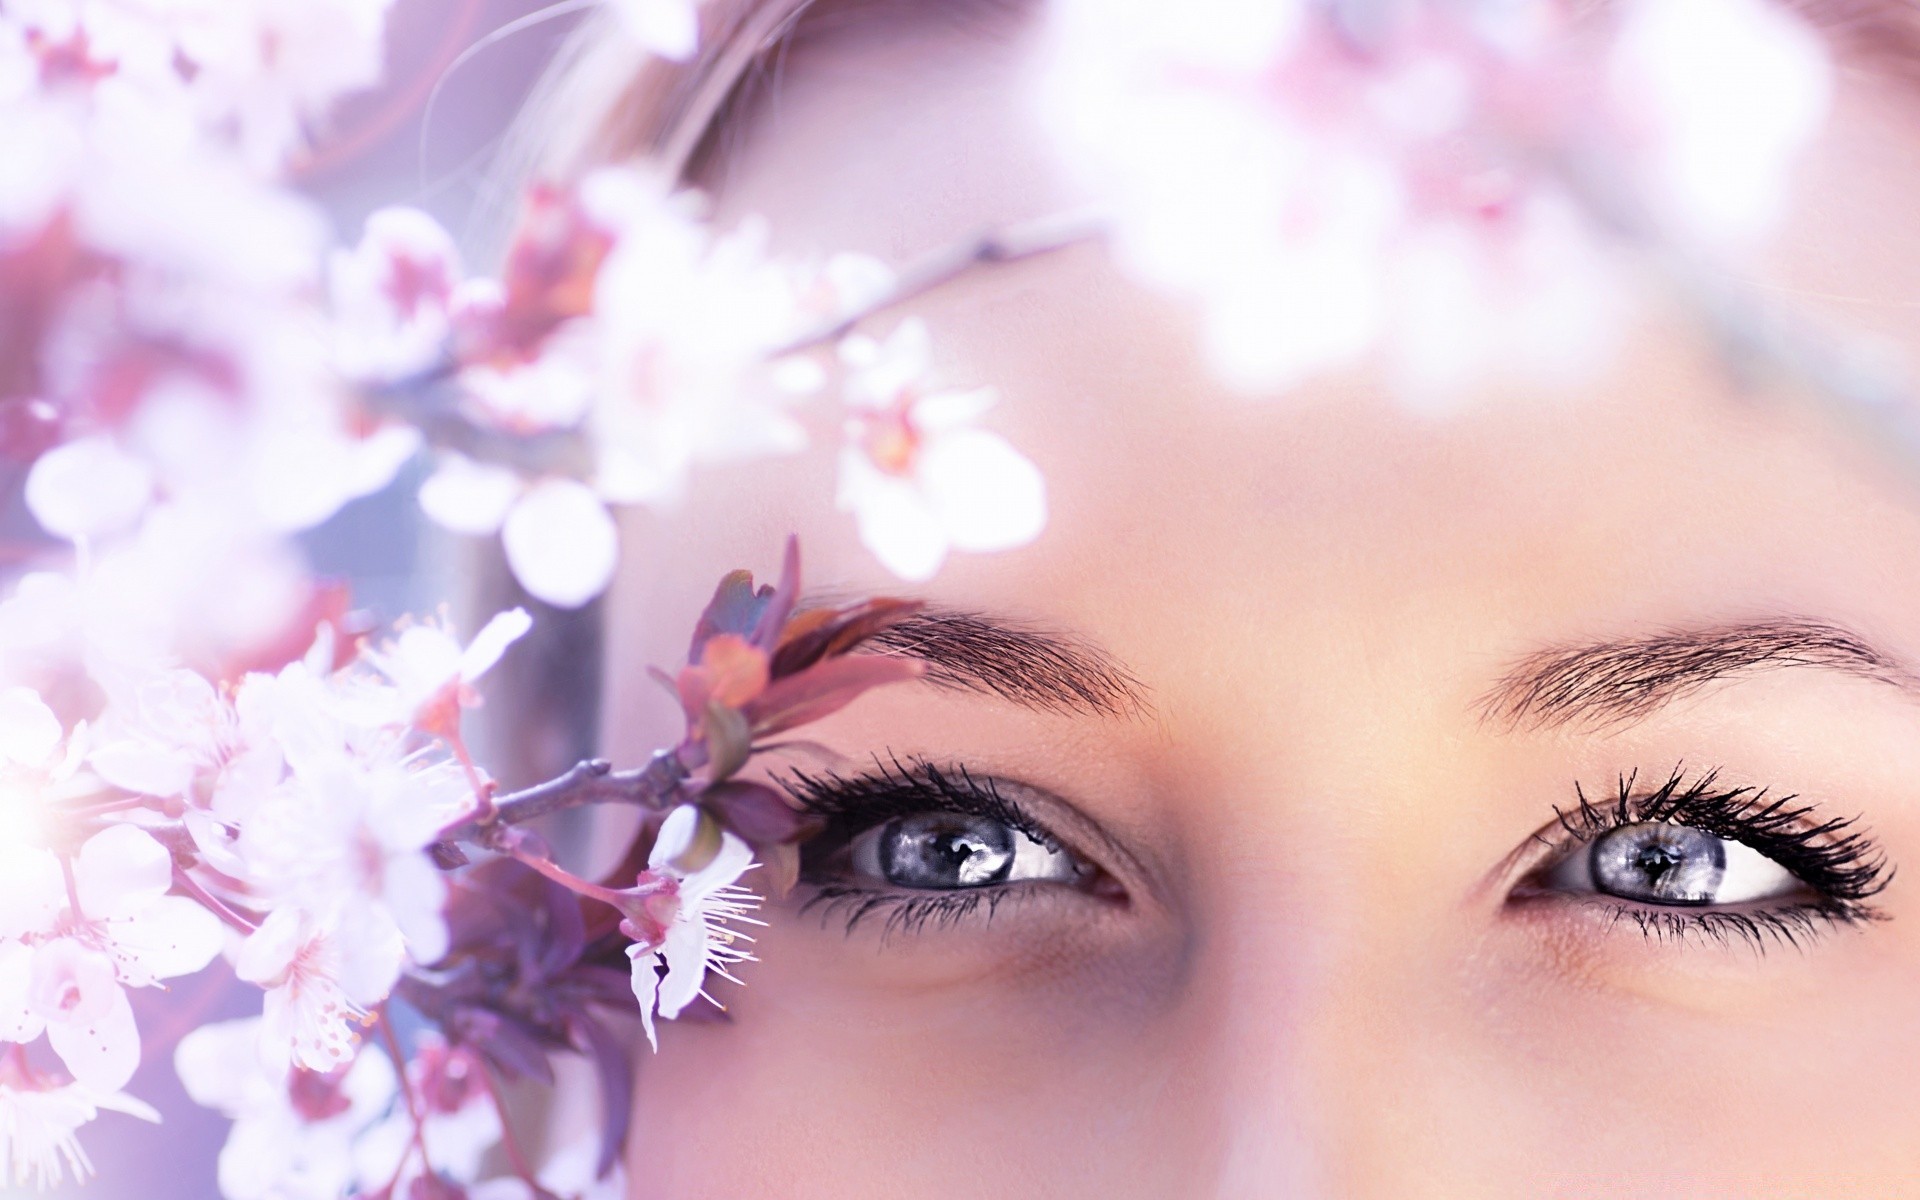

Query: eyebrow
[1480,618,1920,732]
[860,606,1148,717]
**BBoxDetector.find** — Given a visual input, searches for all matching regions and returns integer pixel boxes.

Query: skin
[595,6,1920,1196]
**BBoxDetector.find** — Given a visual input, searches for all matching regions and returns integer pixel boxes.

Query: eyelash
[1518,764,1894,951]
[782,757,1897,952]
[781,755,1088,938]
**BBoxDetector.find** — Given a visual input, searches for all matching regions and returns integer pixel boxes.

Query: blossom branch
[431,751,690,864]
[769,205,1109,358]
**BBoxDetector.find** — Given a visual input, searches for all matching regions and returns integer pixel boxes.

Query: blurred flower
[1039,0,1828,400]
[469,1137,627,1200]
[419,464,620,610]
[176,1017,397,1200]
[332,208,464,385]
[836,319,1046,580]
[0,1056,158,1190]
[354,1034,501,1192]
[1608,0,1831,245]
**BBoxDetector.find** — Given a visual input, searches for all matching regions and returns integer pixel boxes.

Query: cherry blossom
[233,908,391,1074]
[420,463,622,610]
[359,608,532,737]
[352,1034,502,1192]
[237,736,467,983]
[0,1058,158,1190]
[1039,0,1830,399]
[1607,0,1831,245]
[0,826,224,1091]
[331,208,464,385]
[175,1017,397,1200]
[621,803,762,1050]
[836,319,1046,581]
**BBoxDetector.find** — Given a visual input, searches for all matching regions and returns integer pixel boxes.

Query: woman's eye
[1543,821,1803,907]
[847,812,1082,890]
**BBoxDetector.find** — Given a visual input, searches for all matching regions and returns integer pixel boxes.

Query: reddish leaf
[770,597,923,677]
[747,654,925,737]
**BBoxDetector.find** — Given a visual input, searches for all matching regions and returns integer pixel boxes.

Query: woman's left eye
[847,813,1083,890]
[1540,821,1803,906]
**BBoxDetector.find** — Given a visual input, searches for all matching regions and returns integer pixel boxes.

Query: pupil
[878,813,1016,889]
[1633,844,1679,884]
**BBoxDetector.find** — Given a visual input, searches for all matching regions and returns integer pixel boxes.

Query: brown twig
[431,750,689,864]
[767,205,1109,358]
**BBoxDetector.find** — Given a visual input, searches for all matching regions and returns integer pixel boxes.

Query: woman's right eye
[847,812,1084,890]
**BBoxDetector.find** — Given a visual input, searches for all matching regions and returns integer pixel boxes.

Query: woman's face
[602,6,1920,1195]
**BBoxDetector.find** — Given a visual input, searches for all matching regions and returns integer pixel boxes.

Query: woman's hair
[505,0,1035,192]
[478,0,1029,792]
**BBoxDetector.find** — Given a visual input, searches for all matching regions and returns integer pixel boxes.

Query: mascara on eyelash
[1537,763,1894,904]
[780,754,1067,852]
[1512,763,1896,952]
[779,755,1094,939]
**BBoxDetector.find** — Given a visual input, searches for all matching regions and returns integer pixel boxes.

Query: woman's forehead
[612,0,1920,699]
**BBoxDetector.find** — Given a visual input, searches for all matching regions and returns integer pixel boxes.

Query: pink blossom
[176,1016,397,1200]
[360,608,532,736]
[331,207,464,384]
[1039,0,1828,400]
[353,1035,502,1191]
[0,825,223,1091]
[234,908,393,1074]
[835,319,1046,580]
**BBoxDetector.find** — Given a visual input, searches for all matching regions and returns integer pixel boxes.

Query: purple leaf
[569,1013,634,1181]
[688,570,771,661]
[702,781,823,844]
[748,534,803,653]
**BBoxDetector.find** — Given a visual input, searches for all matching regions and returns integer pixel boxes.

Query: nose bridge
[1166,745,1490,1200]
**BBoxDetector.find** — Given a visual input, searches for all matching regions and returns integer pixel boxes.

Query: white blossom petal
[45,981,138,1093]
[0,940,46,1043]
[25,438,154,540]
[418,456,522,536]
[918,429,1048,553]
[74,826,172,921]
[458,608,532,682]
[839,453,948,581]
[500,480,618,609]
[626,945,661,1052]
[0,688,61,768]
[100,896,224,984]
[0,847,65,942]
